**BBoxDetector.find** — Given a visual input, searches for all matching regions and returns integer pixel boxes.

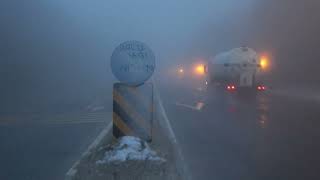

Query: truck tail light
[257,85,266,91]
[227,85,236,91]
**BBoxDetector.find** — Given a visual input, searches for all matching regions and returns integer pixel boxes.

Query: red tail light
[257,85,266,91]
[227,85,236,91]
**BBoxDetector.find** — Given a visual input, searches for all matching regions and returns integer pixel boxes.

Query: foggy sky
[1,0,319,113]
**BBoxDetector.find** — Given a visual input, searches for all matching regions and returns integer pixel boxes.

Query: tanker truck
[205,47,268,92]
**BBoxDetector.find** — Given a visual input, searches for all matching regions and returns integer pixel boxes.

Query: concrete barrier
[65,86,190,180]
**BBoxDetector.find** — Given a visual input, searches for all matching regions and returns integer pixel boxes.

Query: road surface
[158,80,320,180]
[0,111,111,180]
[0,80,319,180]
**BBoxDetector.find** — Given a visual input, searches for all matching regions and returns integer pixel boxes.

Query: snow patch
[96,136,166,165]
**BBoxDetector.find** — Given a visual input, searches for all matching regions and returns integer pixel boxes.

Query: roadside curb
[65,123,112,180]
[65,83,190,180]
[154,84,192,180]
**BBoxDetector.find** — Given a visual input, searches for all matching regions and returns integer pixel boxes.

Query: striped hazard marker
[113,83,153,141]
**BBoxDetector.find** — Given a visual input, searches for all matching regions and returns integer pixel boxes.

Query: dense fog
[1,0,319,114]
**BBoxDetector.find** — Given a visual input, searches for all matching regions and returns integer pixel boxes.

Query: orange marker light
[195,64,205,75]
[260,56,269,69]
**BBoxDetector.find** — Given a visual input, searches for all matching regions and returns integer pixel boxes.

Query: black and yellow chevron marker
[113,83,153,141]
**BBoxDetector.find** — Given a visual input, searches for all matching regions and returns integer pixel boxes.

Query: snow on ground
[96,136,166,165]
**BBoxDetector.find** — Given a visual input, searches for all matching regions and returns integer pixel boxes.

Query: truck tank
[206,47,260,87]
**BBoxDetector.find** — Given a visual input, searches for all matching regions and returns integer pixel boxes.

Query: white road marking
[153,79,192,180]
[175,102,205,111]
[157,92,178,144]
[66,122,112,180]
[46,120,108,125]
[0,112,111,126]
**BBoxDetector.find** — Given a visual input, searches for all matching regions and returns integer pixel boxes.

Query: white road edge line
[65,122,112,180]
[153,79,192,180]
[156,92,178,144]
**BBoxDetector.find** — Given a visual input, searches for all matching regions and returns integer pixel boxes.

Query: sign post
[110,41,155,141]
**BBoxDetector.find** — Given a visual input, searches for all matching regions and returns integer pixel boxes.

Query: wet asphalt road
[0,81,319,180]
[0,112,111,180]
[159,81,320,180]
